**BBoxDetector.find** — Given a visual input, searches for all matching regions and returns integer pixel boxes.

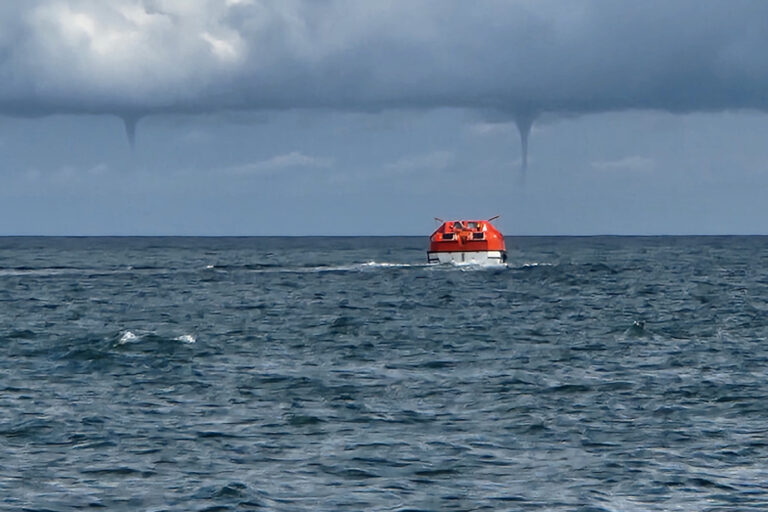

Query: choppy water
[2,236,768,511]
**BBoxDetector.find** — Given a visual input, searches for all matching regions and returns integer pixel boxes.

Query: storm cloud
[2,0,768,154]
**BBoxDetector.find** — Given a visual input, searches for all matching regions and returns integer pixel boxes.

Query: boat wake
[201,260,519,274]
[311,261,508,272]
[360,261,428,269]
[202,261,431,274]
[313,261,430,273]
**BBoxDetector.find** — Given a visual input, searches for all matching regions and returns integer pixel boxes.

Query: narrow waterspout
[515,112,535,178]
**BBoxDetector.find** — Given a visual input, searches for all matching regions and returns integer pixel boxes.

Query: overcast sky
[2,0,768,235]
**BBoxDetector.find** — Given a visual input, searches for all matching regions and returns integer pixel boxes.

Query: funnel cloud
[2,1,768,163]
[121,115,139,150]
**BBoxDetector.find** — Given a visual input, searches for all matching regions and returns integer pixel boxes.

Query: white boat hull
[427,250,506,265]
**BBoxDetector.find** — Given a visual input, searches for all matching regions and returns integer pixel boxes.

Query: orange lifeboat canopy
[427,219,507,265]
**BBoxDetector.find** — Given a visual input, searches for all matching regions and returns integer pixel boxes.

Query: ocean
[1,236,768,511]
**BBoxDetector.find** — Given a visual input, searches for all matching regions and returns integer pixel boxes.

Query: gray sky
[2,0,768,235]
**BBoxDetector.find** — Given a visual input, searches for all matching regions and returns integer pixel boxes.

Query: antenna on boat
[434,217,444,224]
[487,215,500,222]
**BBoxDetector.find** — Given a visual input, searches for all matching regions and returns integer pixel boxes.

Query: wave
[116,330,196,346]
[117,330,139,345]
[0,266,172,277]
[518,262,555,268]
[174,334,197,344]
[0,267,80,277]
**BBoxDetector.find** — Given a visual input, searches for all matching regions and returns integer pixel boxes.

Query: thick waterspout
[121,115,139,150]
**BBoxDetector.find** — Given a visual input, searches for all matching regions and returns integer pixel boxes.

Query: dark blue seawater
[2,236,768,511]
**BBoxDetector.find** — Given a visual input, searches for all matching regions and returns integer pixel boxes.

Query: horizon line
[1,233,768,238]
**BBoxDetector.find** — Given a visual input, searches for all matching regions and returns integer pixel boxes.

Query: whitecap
[118,331,138,344]
[175,334,197,344]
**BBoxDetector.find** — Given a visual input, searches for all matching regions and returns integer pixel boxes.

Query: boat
[427,216,507,265]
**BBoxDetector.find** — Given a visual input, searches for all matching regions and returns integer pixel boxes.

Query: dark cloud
[2,0,768,148]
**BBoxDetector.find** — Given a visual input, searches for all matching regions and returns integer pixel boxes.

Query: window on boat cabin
[466,221,479,230]
[452,221,463,230]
